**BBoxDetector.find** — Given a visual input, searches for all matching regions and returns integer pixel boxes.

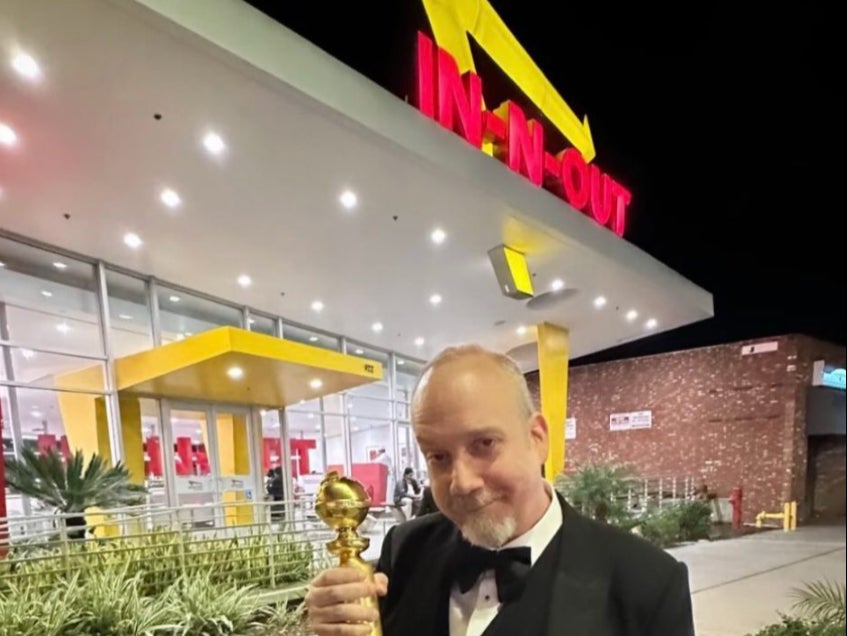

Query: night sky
[244,1,845,363]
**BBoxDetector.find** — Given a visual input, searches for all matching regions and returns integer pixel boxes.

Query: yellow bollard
[790,501,798,530]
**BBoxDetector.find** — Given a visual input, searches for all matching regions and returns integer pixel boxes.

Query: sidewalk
[668,524,846,636]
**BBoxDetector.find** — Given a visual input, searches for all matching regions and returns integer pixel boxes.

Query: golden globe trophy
[315,470,383,636]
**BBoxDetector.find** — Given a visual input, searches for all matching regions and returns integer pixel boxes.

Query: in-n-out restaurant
[0,0,713,531]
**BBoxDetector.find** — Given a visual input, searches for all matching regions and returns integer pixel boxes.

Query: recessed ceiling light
[626,310,638,322]
[53,262,67,270]
[429,293,442,306]
[430,227,446,245]
[551,278,565,291]
[123,232,143,249]
[227,366,244,380]
[0,261,5,268]
[0,123,18,147]
[397,359,405,366]
[371,322,383,333]
[354,348,364,355]
[645,318,658,330]
[307,413,315,420]
[593,296,607,309]
[169,295,180,303]
[11,52,42,81]
[309,336,319,342]
[516,325,527,336]
[40,290,52,297]
[237,274,252,288]
[414,337,425,347]
[56,322,70,334]
[352,426,360,432]
[339,190,358,209]
[31,410,42,419]
[247,318,256,325]
[119,314,132,320]
[160,188,181,208]
[311,300,324,313]
[21,349,35,359]
[309,378,323,390]
[202,132,226,155]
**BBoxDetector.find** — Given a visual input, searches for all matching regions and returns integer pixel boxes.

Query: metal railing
[0,497,398,594]
[625,475,699,511]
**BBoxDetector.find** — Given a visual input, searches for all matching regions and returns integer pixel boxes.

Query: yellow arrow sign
[421,0,596,162]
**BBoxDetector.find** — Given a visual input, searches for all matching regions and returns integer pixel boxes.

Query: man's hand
[305,567,389,635]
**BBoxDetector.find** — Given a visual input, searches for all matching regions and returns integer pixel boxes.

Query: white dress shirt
[448,488,563,636]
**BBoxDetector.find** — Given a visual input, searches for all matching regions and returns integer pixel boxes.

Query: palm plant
[791,579,846,625]
[554,463,636,524]
[5,448,147,539]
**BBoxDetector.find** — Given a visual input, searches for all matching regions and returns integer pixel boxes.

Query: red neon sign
[416,32,631,237]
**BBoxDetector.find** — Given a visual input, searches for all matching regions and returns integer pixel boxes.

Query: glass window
[138,398,166,506]
[398,423,423,476]
[286,407,327,498]
[1,385,111,518]
[2,344,107,392]
[247,313,276,337]
[0,237,103,357]
[348,395,391,420]
[283,323,340,351]
[349,382,390,401]
[106,270,153,357]
[396,360,424,422]
[157,286,242,343]
[348,343,389,366]
[1,388,16,457]
[321,393,344,415]
[322,413,345,473]
[350,419,392,463]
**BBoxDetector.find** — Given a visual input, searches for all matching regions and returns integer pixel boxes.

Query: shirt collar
[502,482,562,565]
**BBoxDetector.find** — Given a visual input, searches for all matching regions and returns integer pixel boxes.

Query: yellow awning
[114,327,382,407]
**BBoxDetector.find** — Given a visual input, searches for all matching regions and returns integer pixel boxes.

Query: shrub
[0,527,314,595]
[554,463,636,525]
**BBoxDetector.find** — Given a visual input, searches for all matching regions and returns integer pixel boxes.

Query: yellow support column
[536,322,570,482]
[217,413,253,526]
[58,393,112,461]
[118,396,145,485]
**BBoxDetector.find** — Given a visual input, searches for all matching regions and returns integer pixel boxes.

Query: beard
[446,490,517,548]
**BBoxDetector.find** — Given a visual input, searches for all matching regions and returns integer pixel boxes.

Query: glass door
[166,402,257,528]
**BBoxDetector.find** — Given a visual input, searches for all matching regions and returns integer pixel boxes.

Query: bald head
[412,345,534,424]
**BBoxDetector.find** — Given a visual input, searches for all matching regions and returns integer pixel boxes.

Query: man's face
[413,355,548,547]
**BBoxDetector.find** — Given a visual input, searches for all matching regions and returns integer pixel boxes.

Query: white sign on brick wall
[741,341,779,355]
[609,410,652,431]
[565,417,576,440]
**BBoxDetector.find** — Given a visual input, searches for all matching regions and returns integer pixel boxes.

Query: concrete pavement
[669,524,846,636]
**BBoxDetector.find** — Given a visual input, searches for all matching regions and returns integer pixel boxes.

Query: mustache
[447,490,498,513]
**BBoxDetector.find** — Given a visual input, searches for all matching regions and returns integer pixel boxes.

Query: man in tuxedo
[305,345,695,635]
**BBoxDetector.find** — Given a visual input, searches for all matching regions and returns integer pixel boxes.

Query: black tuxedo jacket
[376,495,695,636]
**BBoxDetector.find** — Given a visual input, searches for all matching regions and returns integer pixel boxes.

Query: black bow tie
[452,540,532,604]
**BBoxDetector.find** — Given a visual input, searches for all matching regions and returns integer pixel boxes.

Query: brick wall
[526,334,846,524]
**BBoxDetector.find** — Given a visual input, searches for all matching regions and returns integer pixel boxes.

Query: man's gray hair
[412,344,535,419]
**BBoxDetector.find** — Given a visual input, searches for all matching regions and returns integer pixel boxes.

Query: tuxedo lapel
[545,496,608,636]
[381,517,456,636]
